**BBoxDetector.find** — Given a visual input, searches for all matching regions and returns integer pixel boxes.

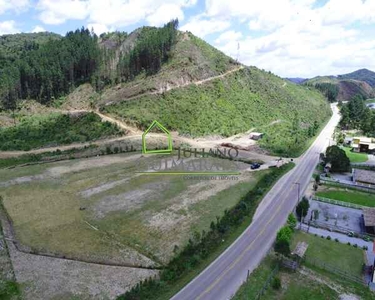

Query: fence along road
[171,104,341,300]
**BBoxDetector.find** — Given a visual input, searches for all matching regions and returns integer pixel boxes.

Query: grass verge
[316,188,375,207]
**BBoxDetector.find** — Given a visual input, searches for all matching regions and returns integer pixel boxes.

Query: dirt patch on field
[91,179,169,218]
[46,154,141,177]
[79,178,131,198]
[145,171,255,261]
[7,241,157,300]
[0,174,45,188]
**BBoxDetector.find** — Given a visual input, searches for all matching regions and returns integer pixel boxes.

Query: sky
[1,0,375,78]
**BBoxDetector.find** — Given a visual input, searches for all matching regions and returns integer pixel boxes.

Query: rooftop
[363,208,375,227]
[353,169,375,185]
[353,137,373,144]
[292,241,308,258]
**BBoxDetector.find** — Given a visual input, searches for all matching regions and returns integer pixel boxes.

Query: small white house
[249,132,264,140]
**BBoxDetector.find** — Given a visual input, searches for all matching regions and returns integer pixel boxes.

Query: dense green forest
[312,82,339,102]
[340,94,375,136]
[117,20,178,81]
[0,112,121,151]
[0,21,179,110]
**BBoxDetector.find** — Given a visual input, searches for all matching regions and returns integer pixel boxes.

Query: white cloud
[0,20,20,35]
[146,4,184,26]
[31,25,46,33]
[37,0,89,25]
[87,23,112,35]
[209,0,375,77]
[181,16,231,38]
[0,0,29,15]
[215,30,242,44]
[36,0,197,27]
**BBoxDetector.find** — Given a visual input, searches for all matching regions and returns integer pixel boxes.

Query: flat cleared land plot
[0,153,267,266]
[292,231,364,276]
[317,186,375,207]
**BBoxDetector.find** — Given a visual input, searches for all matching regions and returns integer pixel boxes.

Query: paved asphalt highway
[171,104,341,300]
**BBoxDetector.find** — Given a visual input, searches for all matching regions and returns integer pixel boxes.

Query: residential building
[352,137,375,153]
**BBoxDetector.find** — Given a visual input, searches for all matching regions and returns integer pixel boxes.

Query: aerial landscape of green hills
[0,23,331,157]
[1,8,375,300]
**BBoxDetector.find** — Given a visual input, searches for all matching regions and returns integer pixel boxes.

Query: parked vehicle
[251,163,261,170]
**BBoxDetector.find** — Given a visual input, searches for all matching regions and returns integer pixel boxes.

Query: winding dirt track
[0,66,244,159]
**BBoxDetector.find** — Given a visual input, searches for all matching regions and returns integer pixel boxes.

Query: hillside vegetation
[99,30,237,105]
[0,112,121,151]
[340,94,375,136]
[0,21,181,110]
[338,68,375,87]
[104,67,331,156]
[304,71,375,102]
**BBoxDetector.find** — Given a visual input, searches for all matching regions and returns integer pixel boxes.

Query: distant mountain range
[287,69,375,102]
[285,77,307,84]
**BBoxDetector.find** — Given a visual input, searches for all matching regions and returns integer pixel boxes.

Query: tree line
[0,20,179,110]
[340,94,375,136]
[314,82,339,102]
[117,19,178,82]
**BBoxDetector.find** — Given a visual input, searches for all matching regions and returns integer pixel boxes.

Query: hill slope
[92,29,331,156]
[98,31,238,105]
[0,32,61,67]
[103,64,331,156]
[0,25,331,156]
[304,76,374,102]
[338,68,375,87]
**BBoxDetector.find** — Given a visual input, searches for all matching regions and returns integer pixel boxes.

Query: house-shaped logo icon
[142,120,172,154]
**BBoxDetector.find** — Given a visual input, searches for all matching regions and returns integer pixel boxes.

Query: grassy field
[104,67,331,157]
[233,255,339,300]
[0,112,122,151]
[316,187,375,207]
[234,230,368,300]
[342,146,368,163]
[292,231,364,276]
[0,152,268,266]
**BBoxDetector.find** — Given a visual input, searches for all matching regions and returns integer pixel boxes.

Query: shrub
[347,242,351,246]
[335,238,339,242]
[296,198,310,221]
[287,213,297,230]
[0,112,121,151]
[363,246,368,250]
[271,277,281,290]
[326,236,331,240]
[353,244,358,248]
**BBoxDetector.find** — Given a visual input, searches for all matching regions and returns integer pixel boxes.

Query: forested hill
[303,75,374,102]
[0,20,179,110]
[0,32,61,65]
[338,69,375,87]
